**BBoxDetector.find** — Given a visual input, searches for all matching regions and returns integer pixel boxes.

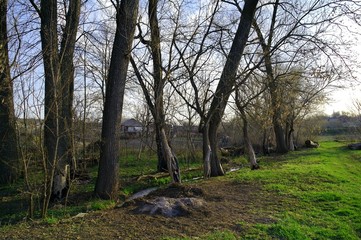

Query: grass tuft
[89,200,116,211]
[267,217,308,240]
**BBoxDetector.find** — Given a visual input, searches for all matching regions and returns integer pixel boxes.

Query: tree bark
[130,56,171,174]
[273,114,288,153]
[149,0,173,175]
[148,0,180,181]
[0,0,19,184]
[95,0,139,199]
[38,0,81,201]
[286,113,295,151]
[288,129,295,151]
[202,125,211,178]
[159,128,180,183]
[59,0,81,180]
[206,0,259,176]
[262,130,270,155]
[39,0,62,202]
[208,120,224,176]
[240,109,259,170]
[155,124,168,172]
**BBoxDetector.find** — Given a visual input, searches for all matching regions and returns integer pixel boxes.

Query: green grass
[227,141,361,239]
[89,199,116,211]
[119,151,203,196]
[1,141,361,239]
[165,141,361,239]
[0,150,203,225]
[163,230,239,240]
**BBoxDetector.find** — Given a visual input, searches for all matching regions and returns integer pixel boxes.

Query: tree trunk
[149,0,177,177]
[153,110,180,182]
[287,114,295,151]
[252,0,287,154]
[273,116,288,153]
[202,125,211,178]
[160,128,181,183]
[267,54,288,154]
[0,0,19,184]
[285,119,290,149]
[95,0,139,200]
[59,0,81,181]
[288,128,295,151]
[39,0,62,202]
[208,120,224,176]
[240,109,259,170]
[206,0,259,177]
[155,125,168,172]
[130,55,170,173]
[38,0,81,201]
[262,130,270,155]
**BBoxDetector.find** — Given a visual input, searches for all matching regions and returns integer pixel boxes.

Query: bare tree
[7,0,45,217]
[94,0,139,199]
[0,0,20,184]
[202,0,259,176]
[130,0,181,182]
[29,0,81,208]
[169,0,259,177]
[249,0,361,153]
[170,0,222,178]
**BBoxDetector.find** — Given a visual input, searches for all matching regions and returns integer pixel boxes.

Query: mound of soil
[133,197,206,217]
[128,184,207,217]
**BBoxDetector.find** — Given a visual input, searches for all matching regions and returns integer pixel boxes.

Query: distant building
[170,125,199,137]
[121,118,143,138]
[323,114,361,135]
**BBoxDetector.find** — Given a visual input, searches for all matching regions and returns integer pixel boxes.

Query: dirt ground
[1,179,283,239]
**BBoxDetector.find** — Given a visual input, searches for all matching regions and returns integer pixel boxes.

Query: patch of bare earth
[1,179,284,239]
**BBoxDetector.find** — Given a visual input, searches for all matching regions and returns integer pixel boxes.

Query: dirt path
[1,179,284,239]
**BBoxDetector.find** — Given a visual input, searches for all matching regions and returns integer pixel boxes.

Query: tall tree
[0,0,20,184]
[30,0,81,202]
[170,0,259,177]
[206,0,259,176]
[171,0,221,178]
[130,0,181,182]
[148,0,180,182]
[252,0,289,153]
[94,0,139,199]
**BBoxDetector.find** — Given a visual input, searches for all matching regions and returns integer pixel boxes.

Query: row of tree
[1,0,360,216]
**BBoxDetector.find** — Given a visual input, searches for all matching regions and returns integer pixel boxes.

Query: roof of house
[121,118,143,127]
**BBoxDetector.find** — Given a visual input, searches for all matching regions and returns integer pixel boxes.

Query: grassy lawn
[1,141,360,239]
[196,141,361,239]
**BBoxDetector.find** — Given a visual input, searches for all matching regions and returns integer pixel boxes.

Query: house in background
[121,118,143,138]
